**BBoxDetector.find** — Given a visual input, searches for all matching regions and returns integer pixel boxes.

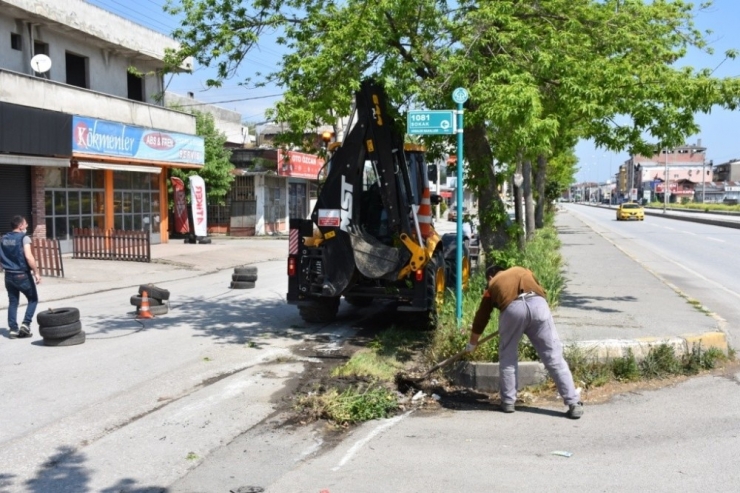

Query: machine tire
[138,284,170,301]
[298,298,340,324]
[130,295,163,307]
[234,266,258,276]
[39,320,82,339]
[344,296,374,307]
[232,274,258,283]
[36,308,80,327]
[424,249,446,330]
[43,331,86,347]
[231,281,256,289]
[137,304,169,316]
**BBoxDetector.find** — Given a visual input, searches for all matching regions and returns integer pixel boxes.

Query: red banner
[171,177,190,234]
[277,150,325,179]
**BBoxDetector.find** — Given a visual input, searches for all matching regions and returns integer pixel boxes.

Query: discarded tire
[43,331,86,347]
[39,320,83,339]
[138,284,170,301]
[137,304,169,316]
[36,308,80,327]
[234,266,258,276]
[232,273,258,283]
[230,281,256,289]
[130,295,164,307]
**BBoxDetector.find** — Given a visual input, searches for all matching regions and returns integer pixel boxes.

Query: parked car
[616,202,645,221]
[447,206,468,222]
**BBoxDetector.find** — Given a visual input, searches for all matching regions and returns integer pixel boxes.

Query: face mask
[20,228,27,234]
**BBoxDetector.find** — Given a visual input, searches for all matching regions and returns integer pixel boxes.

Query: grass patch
[295,383,398,426]
[645,202,740,213]
[564,343,732,390]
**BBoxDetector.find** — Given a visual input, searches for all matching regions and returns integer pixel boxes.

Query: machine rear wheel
[425,249,446,330]
[298,298,340,323]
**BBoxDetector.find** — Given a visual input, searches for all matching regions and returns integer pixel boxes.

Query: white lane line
[332,411,412,471]
[707,237,725,243]
[663,226,676,231]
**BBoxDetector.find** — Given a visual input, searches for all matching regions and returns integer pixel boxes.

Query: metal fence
[32,238,64,277]
[72,228,151,262]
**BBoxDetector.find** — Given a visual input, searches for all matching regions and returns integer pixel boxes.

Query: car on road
[616,202,645,221]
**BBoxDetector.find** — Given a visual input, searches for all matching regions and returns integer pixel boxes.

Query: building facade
[0,0,203,251]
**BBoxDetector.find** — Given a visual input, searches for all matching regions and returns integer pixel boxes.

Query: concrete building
[0,0,203,251]
[618,142,710,203]
[164,92,253,148]
[713,159,740,182]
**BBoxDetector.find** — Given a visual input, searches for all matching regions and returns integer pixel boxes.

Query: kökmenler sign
[72,116,205,166]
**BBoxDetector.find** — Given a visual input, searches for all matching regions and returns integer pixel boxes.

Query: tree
[165,0,740,254]
[170,111,234,205]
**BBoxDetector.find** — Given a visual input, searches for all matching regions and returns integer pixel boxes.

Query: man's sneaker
[500,402,516,413]
[567,402,584,419]
[18,324,32,338]
[8,328,19,339]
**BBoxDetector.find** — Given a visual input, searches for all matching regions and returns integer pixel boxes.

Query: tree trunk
[535,153,547,229]
[523,159,535,240]
[514,183,524,250]
[464,121,509,261]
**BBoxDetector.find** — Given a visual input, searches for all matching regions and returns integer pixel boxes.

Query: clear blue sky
[88,0,740,182]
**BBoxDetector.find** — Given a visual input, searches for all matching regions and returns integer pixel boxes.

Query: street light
[663,147,668,213]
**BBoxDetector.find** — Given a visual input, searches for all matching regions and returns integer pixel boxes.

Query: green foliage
[295,384,398,426]
[170,111,234,205]
[639,344,683,379]
[331,351,403,381]
[610,350,641,382]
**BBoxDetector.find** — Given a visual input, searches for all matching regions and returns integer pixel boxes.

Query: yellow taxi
[616,202,645,221]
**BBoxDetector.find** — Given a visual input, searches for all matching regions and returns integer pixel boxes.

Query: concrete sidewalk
[553,208,725,359]
[0,236,288,309]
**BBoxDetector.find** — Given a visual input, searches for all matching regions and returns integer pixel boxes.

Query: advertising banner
[189,175,208,237]
[277,150,324,179]
[171,177,190,234]
[72,116,204,166]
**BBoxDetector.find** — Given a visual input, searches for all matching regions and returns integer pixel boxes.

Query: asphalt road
[562,203,740,346]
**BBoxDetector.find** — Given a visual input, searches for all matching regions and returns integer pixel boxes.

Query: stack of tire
[37,307,85,347]
[130,283,171,316]
[230,266,257,289]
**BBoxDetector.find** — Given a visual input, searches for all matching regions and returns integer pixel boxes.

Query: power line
[176,93,285,107]
[89,0,177,33]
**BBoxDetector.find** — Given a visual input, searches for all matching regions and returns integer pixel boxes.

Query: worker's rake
[395,331,499,392]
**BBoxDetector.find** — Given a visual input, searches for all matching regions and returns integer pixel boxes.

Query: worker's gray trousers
[498,295,579,406]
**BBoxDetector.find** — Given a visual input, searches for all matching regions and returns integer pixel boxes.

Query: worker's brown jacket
[471,266,547,335]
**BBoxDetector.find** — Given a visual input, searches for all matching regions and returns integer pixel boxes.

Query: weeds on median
[294,384,399,426]
[564,343,732,390]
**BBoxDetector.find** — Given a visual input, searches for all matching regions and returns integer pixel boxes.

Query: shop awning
[0,154,70,167]
[77,162,161,174]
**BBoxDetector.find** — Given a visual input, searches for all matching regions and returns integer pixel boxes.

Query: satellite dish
[30,54,52,73]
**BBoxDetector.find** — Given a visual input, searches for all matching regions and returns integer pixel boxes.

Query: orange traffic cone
[137,290,154,319]
[418,187,433,238]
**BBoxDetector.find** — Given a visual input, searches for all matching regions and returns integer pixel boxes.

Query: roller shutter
[0,165,32,232]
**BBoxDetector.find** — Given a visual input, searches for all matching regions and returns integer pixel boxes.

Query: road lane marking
[332,411,412,471]
[707,237,725,243]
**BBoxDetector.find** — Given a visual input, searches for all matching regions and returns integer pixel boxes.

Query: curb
[569,330,729,361]
[447,361,547,392]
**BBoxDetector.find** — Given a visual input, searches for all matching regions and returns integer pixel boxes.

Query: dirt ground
[271,318,740,436]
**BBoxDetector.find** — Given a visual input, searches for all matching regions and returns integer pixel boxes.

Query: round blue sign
[452,87,469,104]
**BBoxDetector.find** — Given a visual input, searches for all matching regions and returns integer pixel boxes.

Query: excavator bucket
[348,226,400,279]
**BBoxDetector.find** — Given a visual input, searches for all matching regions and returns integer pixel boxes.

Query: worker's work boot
[566,402,584,419]
[500,402,515,413]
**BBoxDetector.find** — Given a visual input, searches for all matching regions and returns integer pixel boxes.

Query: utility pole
[663,147,669,213]
[436,161,441,220]
[702,157,706,204]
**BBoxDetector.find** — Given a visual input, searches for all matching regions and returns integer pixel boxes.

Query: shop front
[277,149,324,219]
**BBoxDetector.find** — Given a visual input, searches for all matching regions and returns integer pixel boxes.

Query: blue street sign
[407,110,456,135]
[452,87,469,104]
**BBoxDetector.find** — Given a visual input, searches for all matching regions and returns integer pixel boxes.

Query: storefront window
[112,171,160,234]
[44,167,105,239]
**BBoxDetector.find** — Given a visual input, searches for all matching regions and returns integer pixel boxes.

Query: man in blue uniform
[1,216,41,339]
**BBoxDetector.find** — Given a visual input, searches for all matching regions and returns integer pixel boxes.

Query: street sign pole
[452,88,469,325]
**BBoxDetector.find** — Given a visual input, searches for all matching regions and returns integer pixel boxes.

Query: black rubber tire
[232,274,258,283]
[130,295,164,307]
[138,284,170,301]
[234,266,258,276]
[231,281,256,289]
[424,249,446,330]
[43,331,86,347]
[344,296,374,307]
[39,320,82,339]
[298,298,340,323]
[36,308,80,327]
[137,304,169,316]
